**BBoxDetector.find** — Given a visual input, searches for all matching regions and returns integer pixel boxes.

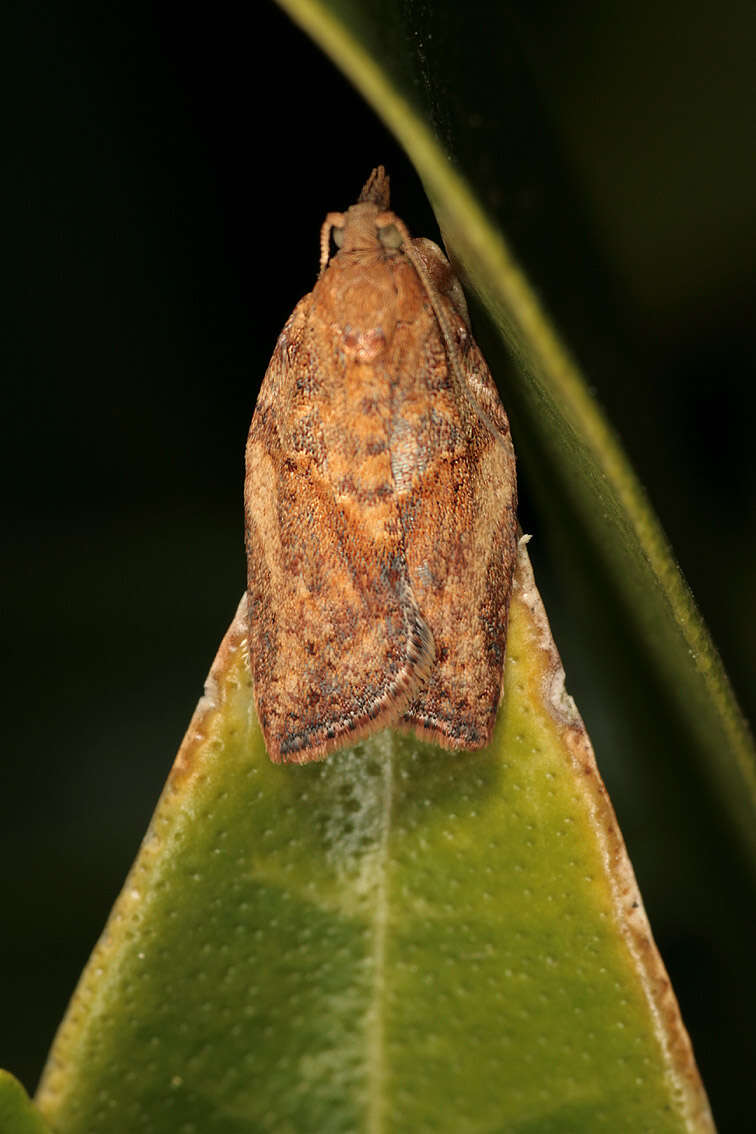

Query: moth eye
[332,227,344,248]
[378,223,403,250]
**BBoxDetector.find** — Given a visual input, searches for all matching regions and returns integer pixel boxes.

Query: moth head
[328,218,402,251]
[319,203,409,274]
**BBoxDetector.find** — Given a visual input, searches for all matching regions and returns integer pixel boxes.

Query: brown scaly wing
[398,290,518,749]
[244,299,433,763]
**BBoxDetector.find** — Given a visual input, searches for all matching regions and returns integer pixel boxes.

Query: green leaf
[272,0,756,879]
[36,551,712,1132]
[27,4,753,1127]
[0,1071,51,1134]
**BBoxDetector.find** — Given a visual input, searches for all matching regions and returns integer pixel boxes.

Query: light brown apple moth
[244,168,517,763]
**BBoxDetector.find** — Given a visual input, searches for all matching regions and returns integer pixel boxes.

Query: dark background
[3,0,755,1127]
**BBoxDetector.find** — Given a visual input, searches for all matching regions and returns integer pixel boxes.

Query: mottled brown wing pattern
[245,294,434,763]
[396,282,517,748]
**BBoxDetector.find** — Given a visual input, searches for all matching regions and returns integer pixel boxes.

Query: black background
[3,1,755,1127]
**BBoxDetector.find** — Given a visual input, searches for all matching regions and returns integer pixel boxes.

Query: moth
[244,168,517,763]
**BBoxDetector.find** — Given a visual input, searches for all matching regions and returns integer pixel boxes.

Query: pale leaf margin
[512,545,713,1131]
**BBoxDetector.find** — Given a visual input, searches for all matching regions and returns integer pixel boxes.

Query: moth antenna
[319,212,345,276]
[378,213,507,449]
